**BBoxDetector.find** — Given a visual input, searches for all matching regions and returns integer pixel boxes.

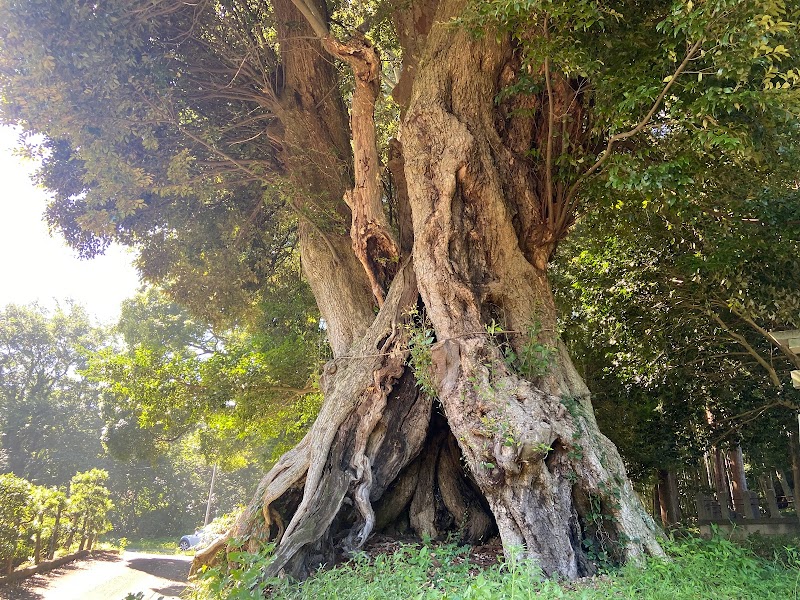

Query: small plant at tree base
[495,420,519,448]
[191,544,276,600]
[404,307,437,398]
[188,535,800,599]
[581,493,623,572]
[531,442,553,454]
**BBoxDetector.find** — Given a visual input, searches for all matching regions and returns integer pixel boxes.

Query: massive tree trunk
[194,0,662,581]
[398,0,661,576]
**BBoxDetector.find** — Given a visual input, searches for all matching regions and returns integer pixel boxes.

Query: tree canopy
[91,287,324,467]
[554,170,800,480]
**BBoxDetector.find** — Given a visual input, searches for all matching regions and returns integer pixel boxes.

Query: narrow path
[0,551,192,600]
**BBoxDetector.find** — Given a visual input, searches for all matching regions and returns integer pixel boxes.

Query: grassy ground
[189,533,800,599]
[105,537,182,554]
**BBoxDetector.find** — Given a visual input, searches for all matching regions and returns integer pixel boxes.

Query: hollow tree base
[192,266,662,581]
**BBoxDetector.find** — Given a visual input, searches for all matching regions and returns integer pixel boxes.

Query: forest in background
[0,299,271,542]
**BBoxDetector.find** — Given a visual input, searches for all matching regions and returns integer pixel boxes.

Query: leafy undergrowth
[189,534,800,599]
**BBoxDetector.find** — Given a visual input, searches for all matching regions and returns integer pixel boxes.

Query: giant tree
[1,0,798,579]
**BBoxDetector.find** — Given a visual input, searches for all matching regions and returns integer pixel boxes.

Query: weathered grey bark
[47,502,62,560]
[776,469,794,503]
[727,446,748,496]
[791,432,800,521]
[195,262,435,577]
[64,513,79,551]
[77,515,88,552]
[712,447,733,519]
[34,521,42,565]
[272,0,376,357]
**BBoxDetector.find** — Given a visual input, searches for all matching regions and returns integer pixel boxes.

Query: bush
[0,469,115,573]
[0,473,33,573]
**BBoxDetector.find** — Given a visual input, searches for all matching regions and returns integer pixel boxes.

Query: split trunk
[194,0,662,581]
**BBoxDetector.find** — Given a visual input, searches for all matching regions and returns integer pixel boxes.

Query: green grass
[189,534,800,600]
[108,536,182,554]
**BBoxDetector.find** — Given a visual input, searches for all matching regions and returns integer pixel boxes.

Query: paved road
[0,551,192,600]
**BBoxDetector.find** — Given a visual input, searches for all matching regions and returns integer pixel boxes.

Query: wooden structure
[696,491,800,538]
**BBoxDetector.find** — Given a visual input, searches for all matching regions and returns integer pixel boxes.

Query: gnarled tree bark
[193,0,663,582]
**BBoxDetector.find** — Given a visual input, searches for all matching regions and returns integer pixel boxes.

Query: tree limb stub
[323,35,400,306]
[289,0,400,307]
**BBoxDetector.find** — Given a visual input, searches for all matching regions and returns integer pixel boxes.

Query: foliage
[405,307,438,398]
[69,469,113,543]
[0,302,107,485]
[0,473,33,569]
[457,0,800,221]
[189,535,800,599]
[107,441,256,539]
[0,301,263,541]
[89,287,324,468]
[487,321,557,380]
[28,485,66,562]
[552,142,800,476]
[0,0,305,326]
[116,537,179,555]
[0,469,113,571]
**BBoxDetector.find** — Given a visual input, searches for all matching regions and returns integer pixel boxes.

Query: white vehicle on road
[178,527,214,551]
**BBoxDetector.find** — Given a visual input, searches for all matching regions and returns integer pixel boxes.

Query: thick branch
[543,18,555,222]
[288,0,329,38]
[709,311,783,389]
[321,36,400,306]
[283,0,399,305]
[725,303,800,370]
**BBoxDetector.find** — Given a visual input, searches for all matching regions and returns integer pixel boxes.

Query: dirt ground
[0,551,192,600]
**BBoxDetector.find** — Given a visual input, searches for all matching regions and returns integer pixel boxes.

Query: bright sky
[0,126,141,324]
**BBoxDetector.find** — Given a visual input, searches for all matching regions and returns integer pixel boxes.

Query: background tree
[1,0,799,579]
[68,469,113,551]
[0,303,106,484]
[0,473,32,573]
[0,301,262,541]
[91,286,323,465]
[553,155,800,522]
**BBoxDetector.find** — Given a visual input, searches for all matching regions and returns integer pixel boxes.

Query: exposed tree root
[429,336,664,578]
[194,262,426,576]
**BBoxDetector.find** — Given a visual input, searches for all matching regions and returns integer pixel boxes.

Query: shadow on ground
[155,584,188,597]
[127,557,190,582]
[85,551,121,563]
[0,552,123,600]
[0,587,42,600]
